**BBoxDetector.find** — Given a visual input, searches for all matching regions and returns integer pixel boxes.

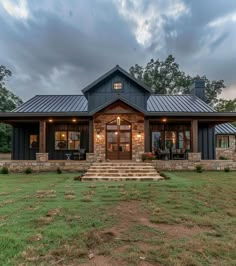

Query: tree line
[0,56,236,152]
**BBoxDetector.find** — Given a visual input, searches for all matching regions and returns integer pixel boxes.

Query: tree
[215,98,236,112]
[0,65,23,152]
[129,55,225,106]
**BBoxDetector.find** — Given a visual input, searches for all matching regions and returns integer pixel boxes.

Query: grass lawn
[0,171,235,266]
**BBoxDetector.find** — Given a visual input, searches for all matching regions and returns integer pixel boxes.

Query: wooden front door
[106,118,132,160]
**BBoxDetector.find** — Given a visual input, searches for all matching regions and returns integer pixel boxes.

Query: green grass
[0,171,235,265]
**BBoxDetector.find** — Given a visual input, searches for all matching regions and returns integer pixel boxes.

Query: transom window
[55,131,80,150]
[113,82,123,90]
[216,135,229,148]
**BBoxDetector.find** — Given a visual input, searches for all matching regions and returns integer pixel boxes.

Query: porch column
[191,119,198,152]
[39,120,46,153]
[89,119,94,153]
[144,119,150,152]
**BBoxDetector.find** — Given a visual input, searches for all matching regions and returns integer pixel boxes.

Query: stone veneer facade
[216,135,236,160]
[93,114,144,161]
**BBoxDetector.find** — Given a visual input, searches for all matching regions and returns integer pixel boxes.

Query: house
[215,123,236,159]
[0,65,236,162]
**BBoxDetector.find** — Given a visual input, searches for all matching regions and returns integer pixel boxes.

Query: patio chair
[73,149,86,160]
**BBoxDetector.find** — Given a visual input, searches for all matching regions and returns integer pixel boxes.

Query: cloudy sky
[0,0,236,101]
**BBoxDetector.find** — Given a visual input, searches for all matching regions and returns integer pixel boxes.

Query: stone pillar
[233,152,236,162]
[39,120,46,153]
[89,119,94,153]
[144,119,150,152]
[86,153,95,162]
[188,152,201,162]
[191,119,198,153]
[36,153,48,162]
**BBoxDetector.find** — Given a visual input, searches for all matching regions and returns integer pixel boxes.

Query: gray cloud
[0,0,236,101]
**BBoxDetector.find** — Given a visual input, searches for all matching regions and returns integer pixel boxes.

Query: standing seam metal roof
[215,123,236,134]
[13,94,216,113]
[14,95,88,113]
[147,95,215,112]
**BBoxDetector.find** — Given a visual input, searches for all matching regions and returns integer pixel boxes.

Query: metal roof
[13,94,216,114]
[147,95,215,113]
[215,123,236,135]
[14,95,88,113]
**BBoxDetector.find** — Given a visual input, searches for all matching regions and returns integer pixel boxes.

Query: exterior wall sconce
[72,118,77,122]
[162,118,167,122]
[96,130,101,139]
[137,131,142,138]
[48,119,53,123]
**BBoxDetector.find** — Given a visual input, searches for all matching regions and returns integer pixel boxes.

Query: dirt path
[80,201,212,266]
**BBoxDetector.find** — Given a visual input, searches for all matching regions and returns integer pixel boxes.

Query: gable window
[113,82,123,90]
[216,135,229,148]
[29,134,38,149]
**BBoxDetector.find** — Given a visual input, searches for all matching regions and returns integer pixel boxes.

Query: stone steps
[82,162,163,181]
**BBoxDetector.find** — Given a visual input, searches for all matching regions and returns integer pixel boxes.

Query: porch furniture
[65,153,72,160]
[73,149,86,160]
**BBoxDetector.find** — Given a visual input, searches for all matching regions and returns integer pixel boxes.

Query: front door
[106,118,131,160]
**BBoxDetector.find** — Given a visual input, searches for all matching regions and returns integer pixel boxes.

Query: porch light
[137,131,142,138]
[115,131,118,135]
[117,116,120,125]
[162,118,167,122]
[96,130,101,139]
[48,119,53,123]
[72,119,77,122]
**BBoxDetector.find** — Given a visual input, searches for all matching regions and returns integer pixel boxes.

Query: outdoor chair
[73,149,86,160]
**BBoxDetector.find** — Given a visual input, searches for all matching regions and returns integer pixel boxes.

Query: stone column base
[86,153,95,162]
[188,152,201,162]
[36,153,48,162]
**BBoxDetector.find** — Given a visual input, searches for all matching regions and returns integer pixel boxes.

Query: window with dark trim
[55,131,80,150]
[216,135,229,148]
[29,134,38,149]
[113,82,123,90]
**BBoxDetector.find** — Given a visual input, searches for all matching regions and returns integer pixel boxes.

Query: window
[55,131,80,150]
[217,135,229,148]
[68,131,80,150]
[113,82,123,90]
[29,134,38,149]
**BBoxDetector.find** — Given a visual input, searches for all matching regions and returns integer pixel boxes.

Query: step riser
[84,173,157,177]
[88,169,156,173]
[82,177,163,181]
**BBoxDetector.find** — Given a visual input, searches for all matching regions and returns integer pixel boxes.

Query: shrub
[159,172,171,180]
[224,167,230,172]
[56,167,62,174]
[0,167,9,174]
[24,167,32,174]
[195,165,204,173]
[219,156,228,160]
[141,154,147,161]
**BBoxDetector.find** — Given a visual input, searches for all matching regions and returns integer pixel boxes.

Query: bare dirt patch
[80,201,213,265]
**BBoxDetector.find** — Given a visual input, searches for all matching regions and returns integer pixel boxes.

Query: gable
[82,66,151,112]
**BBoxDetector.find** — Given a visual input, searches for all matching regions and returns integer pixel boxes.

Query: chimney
[191,80,206,101]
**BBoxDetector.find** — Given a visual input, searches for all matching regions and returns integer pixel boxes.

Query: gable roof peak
[82,65,153,95]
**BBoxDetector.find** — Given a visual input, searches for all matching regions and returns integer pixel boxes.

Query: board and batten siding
[12,123,39,160]
[198,124,216,160]
[87,73,150,112]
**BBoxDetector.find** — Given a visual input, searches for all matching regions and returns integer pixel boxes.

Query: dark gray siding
[198,124,215,159]
[12,123,39,160]
[87,73,149,112]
